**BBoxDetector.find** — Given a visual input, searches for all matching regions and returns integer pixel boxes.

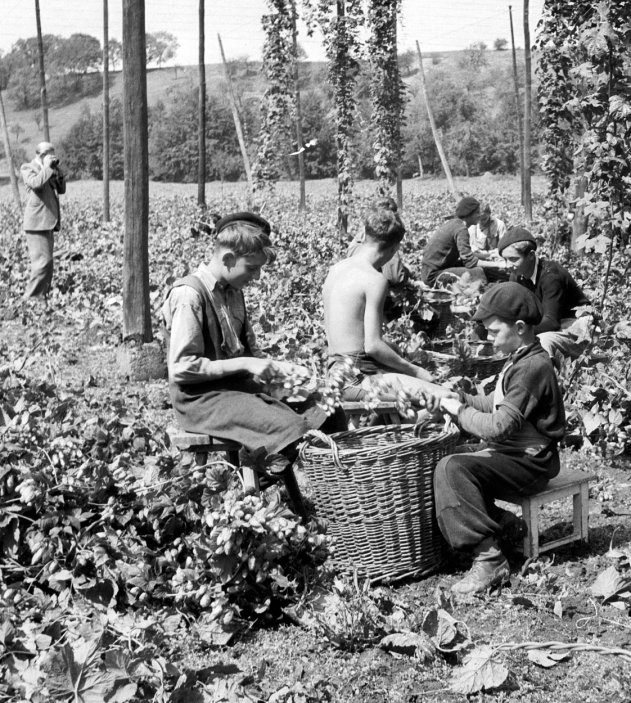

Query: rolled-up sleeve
[456,225,480,268]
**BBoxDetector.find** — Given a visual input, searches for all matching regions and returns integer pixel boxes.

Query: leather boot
[451,537,510,595]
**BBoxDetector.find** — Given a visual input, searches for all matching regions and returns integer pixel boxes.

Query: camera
[49,156,60,168]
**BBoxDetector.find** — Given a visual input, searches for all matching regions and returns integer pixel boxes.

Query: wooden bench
[504,470,596,559]
[166,426,306,516]
[341,401,401,430]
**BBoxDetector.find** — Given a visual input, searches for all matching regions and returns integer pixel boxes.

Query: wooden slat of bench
[167,426,240,451]
[503,471,596,505]
[342,401,398,412]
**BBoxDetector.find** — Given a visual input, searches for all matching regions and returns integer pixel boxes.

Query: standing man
[420,196,487,287]
[20,141,66,299]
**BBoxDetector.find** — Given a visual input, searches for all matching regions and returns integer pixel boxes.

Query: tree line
[54,44,533,184]
[0,31,178,111]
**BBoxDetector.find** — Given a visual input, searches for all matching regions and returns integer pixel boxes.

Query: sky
[1,1,546,65]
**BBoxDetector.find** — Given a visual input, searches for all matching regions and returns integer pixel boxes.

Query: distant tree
[494,37,508,51]
[4,33,102,108]
[10,122,24,143]
[0,51,9,91]
[145,31,179,68]
[59,33,101,74]
[59,100,124,179]
[398,49,417,76]
[108,38,122,70]
[459,42,489,72]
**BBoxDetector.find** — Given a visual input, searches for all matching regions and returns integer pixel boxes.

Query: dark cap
[497,226,537,254]
[455,196,480,218]
[215,211,271,236]
[472,281,543,324]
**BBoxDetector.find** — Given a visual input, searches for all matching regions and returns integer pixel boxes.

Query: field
[1,176,631,702]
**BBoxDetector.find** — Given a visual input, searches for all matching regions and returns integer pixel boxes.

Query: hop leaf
[450,645,509,695]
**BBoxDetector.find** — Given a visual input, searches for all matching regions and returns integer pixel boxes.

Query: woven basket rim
[299,422,460,462]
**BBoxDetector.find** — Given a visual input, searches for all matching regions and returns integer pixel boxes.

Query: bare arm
[363,276,428,379]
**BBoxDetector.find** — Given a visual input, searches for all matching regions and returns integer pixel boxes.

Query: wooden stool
[166,426,306,516]
[504,470,596,558]
[342,401,401,430]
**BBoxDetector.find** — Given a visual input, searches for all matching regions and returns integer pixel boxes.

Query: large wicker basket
[298,422,460,582]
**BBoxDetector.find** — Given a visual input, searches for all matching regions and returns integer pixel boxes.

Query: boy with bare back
[323,206,447,402]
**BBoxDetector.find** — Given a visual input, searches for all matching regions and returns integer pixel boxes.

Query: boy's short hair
[364,207,406,249]
[374,196,398,213]
[215,213,277,264]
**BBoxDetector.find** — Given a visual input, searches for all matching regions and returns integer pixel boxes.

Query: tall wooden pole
[103,0,110,222]
[509,5,525,206]
[218,34,253,197]
[122,0,151,342]
[415,41,457,201]
[34,0,50,141]
[523,0,533,222]
[336,0,348,237]
[0,89,22,213]
[290,0,306,210]
[197,0,206,207]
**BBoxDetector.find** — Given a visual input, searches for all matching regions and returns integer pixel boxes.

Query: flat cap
[497,226,537,254]
[215,211,271,235]
[455,196,480,218]
[472,281,543,324]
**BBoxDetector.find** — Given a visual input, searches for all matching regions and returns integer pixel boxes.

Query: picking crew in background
[468,202,506,257]
[498,226,590,359]
[20,141,66,300]
[420,196,487,287]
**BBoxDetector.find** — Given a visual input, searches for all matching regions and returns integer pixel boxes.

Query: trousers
[433,448,559,550]
[24,230,54,298]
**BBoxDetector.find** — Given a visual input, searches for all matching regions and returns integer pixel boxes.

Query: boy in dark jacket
[431,282,565,594]
[499,226,590,358]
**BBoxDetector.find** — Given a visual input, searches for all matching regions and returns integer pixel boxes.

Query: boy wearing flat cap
[420,196,487,287]
[430,282,565,594]
[499,226,590,359]
[162,212,334,495]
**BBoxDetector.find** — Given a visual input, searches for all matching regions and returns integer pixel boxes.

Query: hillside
[0,47,527,180]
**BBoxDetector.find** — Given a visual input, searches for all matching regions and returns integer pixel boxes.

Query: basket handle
[302,429,345,469]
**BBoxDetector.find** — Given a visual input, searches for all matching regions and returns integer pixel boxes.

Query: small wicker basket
[298,422,460,582]
[424,341,508,378]
[419,289,456,337]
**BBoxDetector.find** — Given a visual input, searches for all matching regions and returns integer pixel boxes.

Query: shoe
[451,556,510,595]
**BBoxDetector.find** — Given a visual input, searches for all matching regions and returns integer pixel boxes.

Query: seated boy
[161,211,334,468]
[498,226,590,359]
[430,282,565,595]
[323,205,448,403]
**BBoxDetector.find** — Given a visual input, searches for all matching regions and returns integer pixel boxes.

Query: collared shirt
[161,264,258,385]
[528,256,539,286]
[468,216,507,252]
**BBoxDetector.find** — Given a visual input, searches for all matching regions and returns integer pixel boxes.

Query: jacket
[21,158,66,232]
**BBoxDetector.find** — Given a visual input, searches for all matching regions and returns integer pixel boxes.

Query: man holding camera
[20,141,66,299]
